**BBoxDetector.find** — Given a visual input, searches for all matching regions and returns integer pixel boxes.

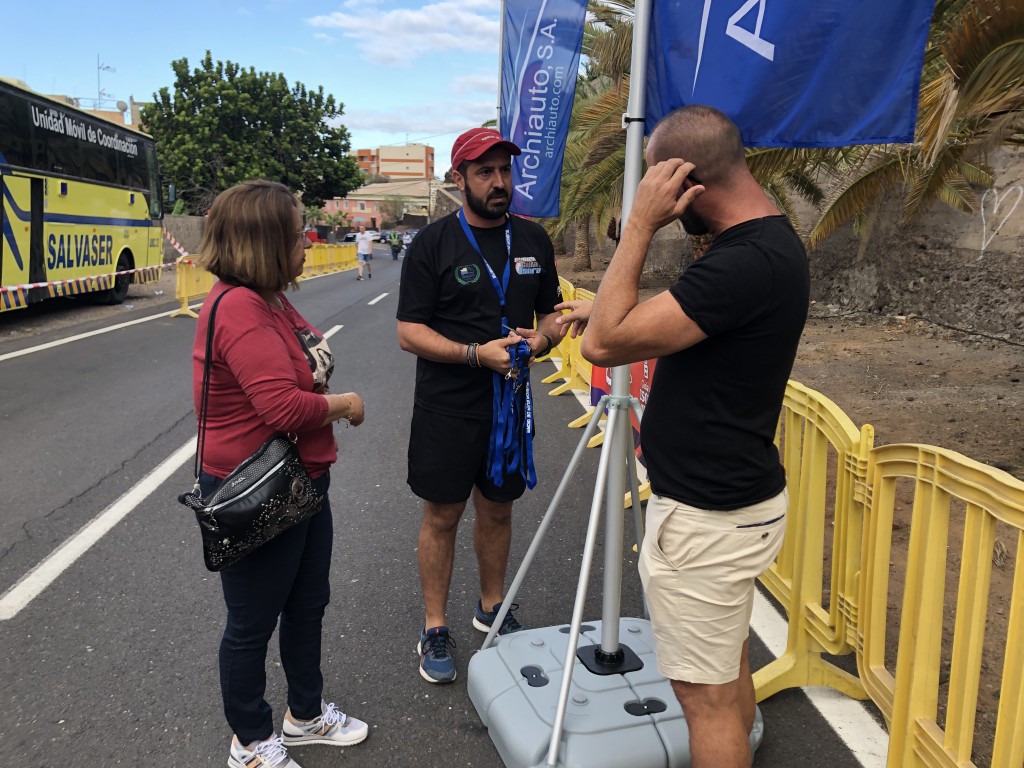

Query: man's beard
[465,184,510,220]
[680,208,709,236]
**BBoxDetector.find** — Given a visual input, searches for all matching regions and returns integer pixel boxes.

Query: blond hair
[197,180,301,292]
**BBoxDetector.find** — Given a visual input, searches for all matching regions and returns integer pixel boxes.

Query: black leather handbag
[178,287,323,571]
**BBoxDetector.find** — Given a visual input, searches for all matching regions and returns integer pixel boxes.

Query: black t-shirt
[396,211,561,418]
[641,216,809,510]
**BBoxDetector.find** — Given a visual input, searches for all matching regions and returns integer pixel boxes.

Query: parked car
[366,230,381,242]
[342,232,358,243]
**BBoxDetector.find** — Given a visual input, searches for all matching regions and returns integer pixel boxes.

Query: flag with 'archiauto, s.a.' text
[646,0,935,147]
[501,0,587,218]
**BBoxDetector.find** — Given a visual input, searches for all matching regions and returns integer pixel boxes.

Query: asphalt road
[0,243,877,767]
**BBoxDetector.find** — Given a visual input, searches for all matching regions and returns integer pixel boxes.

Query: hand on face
[631,159,704,236]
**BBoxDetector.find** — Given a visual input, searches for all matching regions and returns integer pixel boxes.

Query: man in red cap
[397,127,564,683]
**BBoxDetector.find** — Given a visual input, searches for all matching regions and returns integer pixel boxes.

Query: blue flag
[646,0,935,147]
[501,0,587,217]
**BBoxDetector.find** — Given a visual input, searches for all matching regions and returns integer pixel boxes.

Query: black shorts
[407,406,526,504]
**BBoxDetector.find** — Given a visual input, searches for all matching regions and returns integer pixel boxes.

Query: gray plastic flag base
[468,619,764,768]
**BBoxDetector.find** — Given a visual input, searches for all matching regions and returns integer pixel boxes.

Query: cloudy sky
[2,0,505,177]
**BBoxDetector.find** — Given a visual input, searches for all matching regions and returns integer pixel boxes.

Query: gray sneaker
[282,701,369,747]
[228,734,301,768]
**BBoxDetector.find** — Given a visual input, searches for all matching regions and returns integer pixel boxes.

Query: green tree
[378,195,407,227]
[143,52,363,213]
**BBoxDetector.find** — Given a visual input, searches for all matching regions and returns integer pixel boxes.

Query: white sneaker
[228,734,302,768]
[282,700,369,747]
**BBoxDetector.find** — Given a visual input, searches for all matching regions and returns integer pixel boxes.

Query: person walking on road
[396,127,564,684]
[191,180,370,768]
[582,105,809,768]
[402,230,413,255]
[390,230,402,260]
[355,225,373,280]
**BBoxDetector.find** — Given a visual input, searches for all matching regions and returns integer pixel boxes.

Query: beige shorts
[638,490,788,684]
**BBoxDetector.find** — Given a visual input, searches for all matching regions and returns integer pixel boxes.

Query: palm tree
[305,206,326,226]
[543,0,634,270]
[552,0,830,265]
[807,0,1024,248]
[555,0,1024,261]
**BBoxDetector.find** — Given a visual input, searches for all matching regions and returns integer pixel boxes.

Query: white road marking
[0,305,202,363]
[324,325,344,339]
[367,293,389,306]
[550,356,889,766]
[752,594,888,766]
[0,438,196,621]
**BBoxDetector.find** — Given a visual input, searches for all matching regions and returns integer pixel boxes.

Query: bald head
[647,106,746,185]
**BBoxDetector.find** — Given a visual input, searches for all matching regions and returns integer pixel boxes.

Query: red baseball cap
[450,127,521,170]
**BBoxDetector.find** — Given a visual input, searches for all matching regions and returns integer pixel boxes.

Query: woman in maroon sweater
[192,180,368,768]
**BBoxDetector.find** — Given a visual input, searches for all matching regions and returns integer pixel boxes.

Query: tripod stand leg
[545,402,626,767]
[480,396,610,651]
[624,414,648,621]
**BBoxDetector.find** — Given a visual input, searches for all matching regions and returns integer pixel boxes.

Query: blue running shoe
[418,626,457,683]
[472,601,525,635]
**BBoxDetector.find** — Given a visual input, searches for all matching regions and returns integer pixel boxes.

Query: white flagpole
[621,0,653,225]
[595,0,654,657]
[497,0,506,129]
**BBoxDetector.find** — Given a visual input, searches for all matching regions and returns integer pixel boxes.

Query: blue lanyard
[458,209,512,330]
[457,210,536,491]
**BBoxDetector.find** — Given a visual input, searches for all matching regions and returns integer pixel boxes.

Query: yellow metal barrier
[172,244,359,318]
[860,444,1024,768]
[542,277,577,387]
[546,279,1024,767]
[755,380,873,701]
[169,259,215,318]
[549,287,604,444]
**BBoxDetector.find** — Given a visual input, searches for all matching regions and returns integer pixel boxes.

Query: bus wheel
[103,252,134,304]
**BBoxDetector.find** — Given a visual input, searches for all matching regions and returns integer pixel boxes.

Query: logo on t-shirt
[514,256,541,275]
[455,264,481,285]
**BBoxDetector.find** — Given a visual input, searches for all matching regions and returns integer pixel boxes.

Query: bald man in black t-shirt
[583,106,809,768]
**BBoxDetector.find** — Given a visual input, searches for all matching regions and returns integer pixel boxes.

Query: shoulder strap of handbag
[194,286,238,480]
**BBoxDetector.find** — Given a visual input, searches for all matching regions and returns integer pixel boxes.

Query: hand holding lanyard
[458,210,537,490]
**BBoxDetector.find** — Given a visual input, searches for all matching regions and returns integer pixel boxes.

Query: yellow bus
[0,78,163,312]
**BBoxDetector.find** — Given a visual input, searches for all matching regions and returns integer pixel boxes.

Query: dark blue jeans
[199,471,333,744]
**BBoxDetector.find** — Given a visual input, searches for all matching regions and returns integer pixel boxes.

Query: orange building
[353,144,435,180]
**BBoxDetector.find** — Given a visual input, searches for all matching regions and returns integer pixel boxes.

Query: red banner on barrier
[589,360,657,464]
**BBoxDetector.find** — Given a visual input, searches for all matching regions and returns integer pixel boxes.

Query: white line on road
[751,593,888,766]
[0,438,196,621]
[367,293,389,306]
[0,305,202,363]
[324,325,344,339]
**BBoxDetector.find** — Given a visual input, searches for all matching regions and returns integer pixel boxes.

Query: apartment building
[354,143,435,180]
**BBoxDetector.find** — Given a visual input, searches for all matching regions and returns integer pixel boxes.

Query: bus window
[144,144,162,218]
